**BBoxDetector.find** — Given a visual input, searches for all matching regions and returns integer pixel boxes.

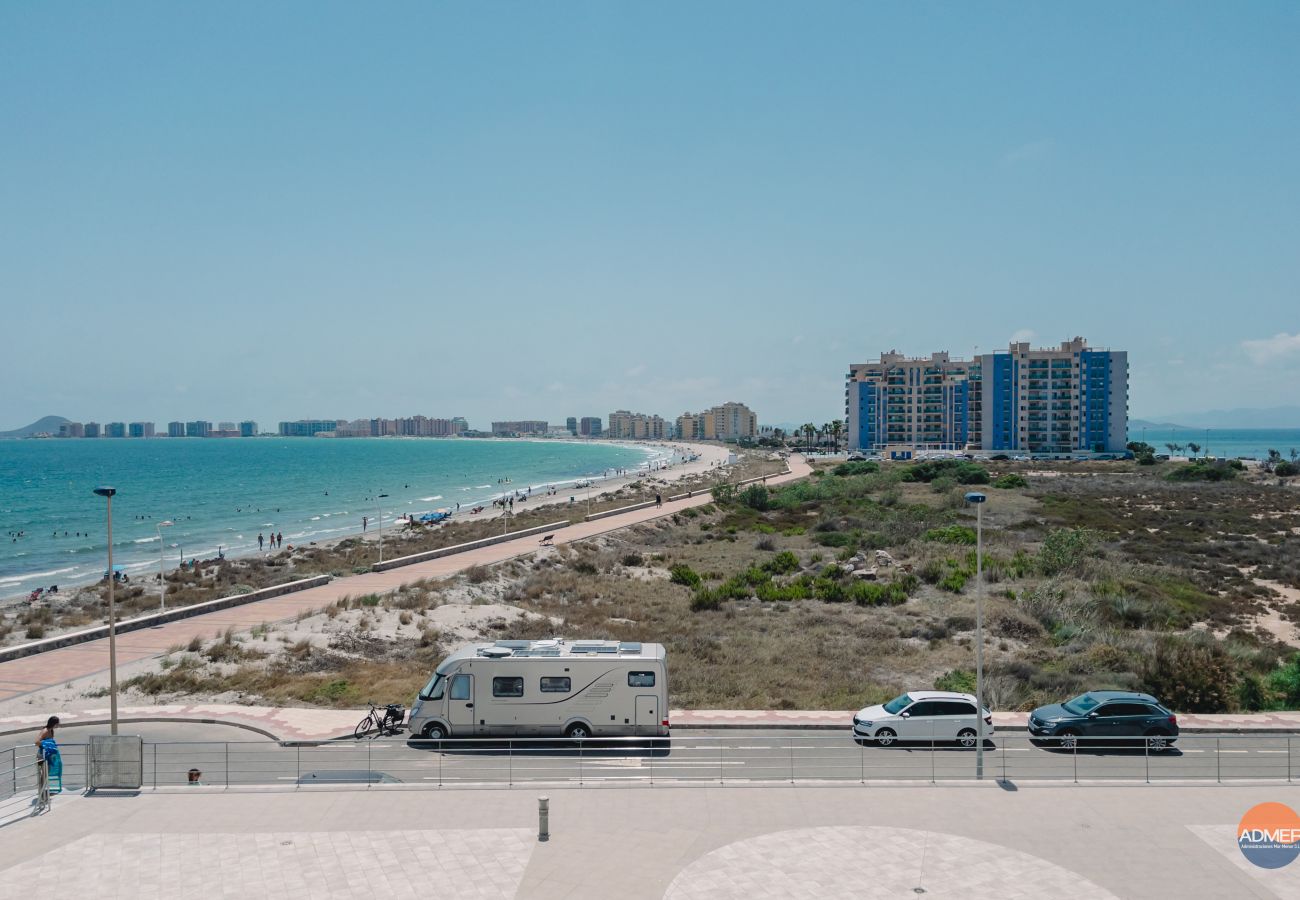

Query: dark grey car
[1028,690,1179,751]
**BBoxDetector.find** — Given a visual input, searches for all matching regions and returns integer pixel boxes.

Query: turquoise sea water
[0,438,659,598]
[1129,428,1300,461]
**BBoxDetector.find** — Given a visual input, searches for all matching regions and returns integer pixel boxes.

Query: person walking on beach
[257,533,264,551]
[656,492,662,508]
[277,532,283,548]
[363,516,368,532]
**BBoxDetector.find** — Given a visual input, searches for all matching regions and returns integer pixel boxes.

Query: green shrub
[711,483,738,504]
[938,569,968,593]
[922,525,977,545]
[993,473,1028,489]
[690,589,721,611]
[621,553,644,567]
[669,564,702,588]
[1275,462,1299,477]
[763,551,801,575]
[847,580,910,606]
[1165,461,1237,482]
[1141,637,1238,712]
[832,460,880,477]
[814,531,855,548]
[934,670,976,693]
[903,460,990,485]
[1268,654,1300,707]
[740,484,771,511]
[782,525,806,536]
[1037,528,1098,576]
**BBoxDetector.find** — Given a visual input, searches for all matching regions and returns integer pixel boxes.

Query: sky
[2,2,1298,431]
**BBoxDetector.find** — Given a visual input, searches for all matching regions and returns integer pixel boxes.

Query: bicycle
[355,702,406,739]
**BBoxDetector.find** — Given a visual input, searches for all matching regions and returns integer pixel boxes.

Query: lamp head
[93,486,117,498]
[964,492,987,504]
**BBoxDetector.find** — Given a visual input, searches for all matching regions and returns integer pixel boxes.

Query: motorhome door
[635,694,659,735]
[448,673,475,731]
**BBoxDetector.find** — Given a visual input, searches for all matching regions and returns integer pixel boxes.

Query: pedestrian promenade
[0,458,809,704]
[1,782,1294,898]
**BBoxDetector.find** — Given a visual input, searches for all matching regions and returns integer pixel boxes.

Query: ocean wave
[0,566,76,585]
[420,496,443,502]
[475,484,491,489]
[134,536,160,543]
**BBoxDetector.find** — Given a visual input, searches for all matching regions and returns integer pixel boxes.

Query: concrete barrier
[371,520,570,572]
[0,574,333,664]
[584,500,656,521]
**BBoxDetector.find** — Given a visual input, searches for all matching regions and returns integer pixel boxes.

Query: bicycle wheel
[354,714,373,740]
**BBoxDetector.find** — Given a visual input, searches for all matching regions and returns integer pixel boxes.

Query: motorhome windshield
[421,673,445,701]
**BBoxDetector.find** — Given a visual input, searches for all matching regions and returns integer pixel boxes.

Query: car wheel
[1145,731,1173,752]
[957,728,978,748]
[565,723,591,740]
[874,728,897,747]
[1057,729,1080,750]
[422,723,447,740]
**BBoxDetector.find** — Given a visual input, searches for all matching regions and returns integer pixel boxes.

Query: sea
[0,438,663,599]
[1129,428,1300,461]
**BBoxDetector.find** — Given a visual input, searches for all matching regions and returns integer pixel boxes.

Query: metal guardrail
[29,733,1297,791]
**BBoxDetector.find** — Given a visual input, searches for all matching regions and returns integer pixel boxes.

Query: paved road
[21,727,1300,790]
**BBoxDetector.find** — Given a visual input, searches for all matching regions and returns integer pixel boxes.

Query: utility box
[89,735,143,790]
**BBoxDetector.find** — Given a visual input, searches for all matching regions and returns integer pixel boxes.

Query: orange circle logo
[1238,802,1300,869]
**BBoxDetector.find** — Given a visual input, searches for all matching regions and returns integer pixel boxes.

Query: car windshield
[421,673,444,701]
[1062,693,1100,715]
[883,693,912,715]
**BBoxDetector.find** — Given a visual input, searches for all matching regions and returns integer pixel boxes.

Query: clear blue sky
[2,2,1297,430]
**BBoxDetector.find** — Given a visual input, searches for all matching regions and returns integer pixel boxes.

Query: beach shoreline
[1,439,736,605]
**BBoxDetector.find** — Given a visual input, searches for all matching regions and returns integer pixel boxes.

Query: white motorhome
[408,639,669,740]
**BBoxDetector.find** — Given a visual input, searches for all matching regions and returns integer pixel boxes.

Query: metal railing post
[153,744,158,790]
[367,741,372,789]
[508,741,513,787]
[438,740,443,787]
[578,740,583,786]
[36,758,49,813]
[1216,738,1221,784]
[1072,739,1078,784]
[719,740,724,785]
[930,733,936,784]
[1289,736,1293,784]
[225,743,229,788]
[1144,737,1149,784]
[296,744,301,789]
[1000,738,1006,782]
[859,739,864,784]
[789,737,794,784]
[11,748,16,795]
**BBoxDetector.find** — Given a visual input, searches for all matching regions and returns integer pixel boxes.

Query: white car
[852,690,994,747]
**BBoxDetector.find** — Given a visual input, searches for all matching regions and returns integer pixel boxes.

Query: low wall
[0,574,333,664]
[584,500,657,522]
[371,520,569,572]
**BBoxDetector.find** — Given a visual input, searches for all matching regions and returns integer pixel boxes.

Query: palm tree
[1187,442,1201,459]
[830,419,843,453]
[803,423,816,453]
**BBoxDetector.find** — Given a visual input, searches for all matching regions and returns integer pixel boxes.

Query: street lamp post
[376,493,389,563]
[156,520,174,614]
[965,491,987,779]
[94,486,120,735]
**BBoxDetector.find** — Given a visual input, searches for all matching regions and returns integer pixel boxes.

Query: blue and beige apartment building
[846,337,1128,455]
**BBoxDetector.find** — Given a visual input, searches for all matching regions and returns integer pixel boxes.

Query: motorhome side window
[493,676,524,698]
[540,677,571,693]
[449,674,471,701]
[628,671,655,687]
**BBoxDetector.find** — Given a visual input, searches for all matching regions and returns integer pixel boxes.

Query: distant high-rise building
[845,337,1128,454]
[450,417,469,435]
[278,419,338,437]
[566,417,578,436]
[606,411,666,440]
[128,422,155,438]
[84,422,101,438]
[675,412,702,440]
[167,421,185,438]
[239,421,258,437]
[218,421,237,433]
[59,422,85,438]
[579,417,602,437]
[491,420,548,436]
[186,420,212,438]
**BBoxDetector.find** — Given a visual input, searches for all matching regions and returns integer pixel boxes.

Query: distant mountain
[0,415,70,438]
[1143,407,1300,429]
[1130,418,1191,431]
